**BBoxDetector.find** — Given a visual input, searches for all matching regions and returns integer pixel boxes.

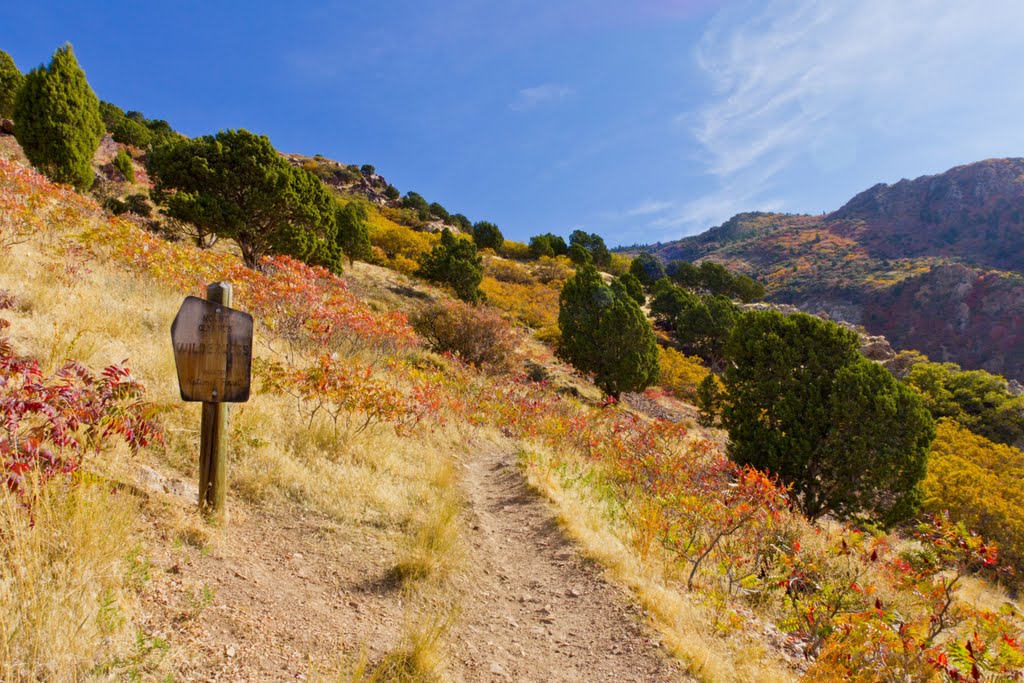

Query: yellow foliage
[499,240,531,260]
[606,252,632,277]
[367,210,438,263]
[533,256,573,284]
[480,276,560,331]
[484,255,535,284]
[923,419,1024,578]
[658,346,711,401]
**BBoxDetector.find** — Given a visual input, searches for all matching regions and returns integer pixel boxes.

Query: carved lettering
[171,296,253,403]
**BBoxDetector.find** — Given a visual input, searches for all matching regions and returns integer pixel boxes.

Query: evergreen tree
[730,273,765,302]
[0,50,23,120]
[629,253,666,289]
[148,129,341,270]
[667,260,701,289]
[472,220,504,251]
[417,229,484,302]
[614,272,646,306]
[721,310,934,524]
[675,294,739,370]
[558,263,659,397]
[429,202,450,222]
[695,374,721,427]
[697,261,735,295]
[569,230,611,268]
[568,243,592,266]
[14,44,104,190]
[649,279,699,329]
[450,213,472,232]
[335,201,373,265]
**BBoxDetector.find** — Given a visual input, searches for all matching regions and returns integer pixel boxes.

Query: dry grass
[0,184,472,677]
[339,606,455,683]
[518,445,797,683]
[0,481,138,681]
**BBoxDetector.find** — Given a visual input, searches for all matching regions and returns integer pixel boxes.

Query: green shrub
[529,233,568,259]
[558,263,659,397]
[112,149,134,183]
[569,230,611,268]
[450,213,472,232]
[148,128,341,270]
[428,202,450,223]
[629,253,666,288]
[906,361,1024,446]
[417,229,483,302]
[335,200,373,265]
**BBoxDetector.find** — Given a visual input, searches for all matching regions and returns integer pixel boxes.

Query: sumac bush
[0,318,161,495]
[411,300,521,373]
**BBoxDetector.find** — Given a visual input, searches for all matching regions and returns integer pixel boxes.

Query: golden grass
[0,481,137,681]
[0,182,472,677]
[518,445,797,683]
[339,606,455,683]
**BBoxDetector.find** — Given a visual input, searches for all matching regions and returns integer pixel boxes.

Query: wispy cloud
[625,199,675,217]
[678,0,1024,235]
[511,83,575,111]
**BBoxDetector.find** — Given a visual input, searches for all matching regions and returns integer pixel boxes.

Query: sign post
[171,282,253,519]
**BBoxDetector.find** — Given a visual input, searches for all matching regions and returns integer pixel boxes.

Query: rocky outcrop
[282,153,397,206]
[864,264,1024,378]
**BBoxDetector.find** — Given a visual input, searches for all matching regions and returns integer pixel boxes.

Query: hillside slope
[644,159,1024,378]
[0,157,696,681]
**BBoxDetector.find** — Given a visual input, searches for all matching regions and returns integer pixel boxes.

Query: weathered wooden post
[171,282,253,520]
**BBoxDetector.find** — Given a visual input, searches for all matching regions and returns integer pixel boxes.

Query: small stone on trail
[568,587,582,597]
[225,645,236,658]
[490,661,505,676]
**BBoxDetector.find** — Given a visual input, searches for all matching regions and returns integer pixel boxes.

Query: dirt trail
[449,440,690,683]
[138,500,406,681]
[136,439,691,682]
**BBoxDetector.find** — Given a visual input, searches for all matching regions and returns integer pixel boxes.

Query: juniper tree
[472,221,504,251]
[148,129,341,270]
[558,263,659,397]
[417,229,484,302]
[721,310,934,525]
[14,44,104,190]
[629,253,666,289]
[335,201,373,265]
[0,50,22,119]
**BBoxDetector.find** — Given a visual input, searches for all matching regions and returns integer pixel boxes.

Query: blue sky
[4,1,1024,246]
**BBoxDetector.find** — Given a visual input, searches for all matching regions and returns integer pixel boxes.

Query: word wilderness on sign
[171,295,253,402]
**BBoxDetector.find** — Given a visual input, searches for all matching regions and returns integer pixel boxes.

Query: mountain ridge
[638,158,1024,378]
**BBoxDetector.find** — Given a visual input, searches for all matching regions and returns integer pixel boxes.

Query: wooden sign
[171,294,253,403]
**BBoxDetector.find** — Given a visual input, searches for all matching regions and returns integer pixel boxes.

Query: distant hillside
[643,159,1024,379]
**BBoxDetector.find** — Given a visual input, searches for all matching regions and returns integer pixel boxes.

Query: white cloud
[510,83,575,111]
[625,199,675,217]
[680,0,1024,234]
